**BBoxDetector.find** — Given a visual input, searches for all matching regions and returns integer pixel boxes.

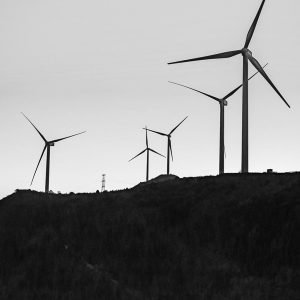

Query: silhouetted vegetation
[0,173,299,299]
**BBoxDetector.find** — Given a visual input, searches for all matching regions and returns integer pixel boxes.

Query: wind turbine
[129,127,165,181]
[22,113,86,193]
[146,117,188,175]
[168,0,290,173]
[169,64,267,175]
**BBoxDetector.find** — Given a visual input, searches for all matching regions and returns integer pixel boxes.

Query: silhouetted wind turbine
[169,64,267,175]
[22,113,86,193]
[129,127,165,181]
[168,0,290,173]
[145,117,188,175]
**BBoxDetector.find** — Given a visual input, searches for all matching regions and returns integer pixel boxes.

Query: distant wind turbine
[146,117,188,175]
[129,127,165,181]
[169,64,267,175]
[22,113,86,193]
[168,0,290,173]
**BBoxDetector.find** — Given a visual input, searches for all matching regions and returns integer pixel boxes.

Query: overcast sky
[1,0,300,198]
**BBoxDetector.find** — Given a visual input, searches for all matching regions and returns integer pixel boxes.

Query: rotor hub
[242,48,252,57]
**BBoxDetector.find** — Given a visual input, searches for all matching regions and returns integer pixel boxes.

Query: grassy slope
[0,173,299,299]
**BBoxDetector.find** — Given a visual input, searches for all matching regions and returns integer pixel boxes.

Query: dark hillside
[0,173,299,299]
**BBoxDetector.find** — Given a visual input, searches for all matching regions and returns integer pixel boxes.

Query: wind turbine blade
[168,50,241,65]
[51,131,86,143]
[128,149,147,162]
[223,63,268,100]
[22,112,47,143]
[169,81,220,103]
[149,148,165,158]
[169,140,173,161]
[170,116,188,135]
[244,0,266,48]
[144,128,168,137]
[223,85,243,101]
[248,56,290,108]
[30,145,47,186]
[145,127,149,148]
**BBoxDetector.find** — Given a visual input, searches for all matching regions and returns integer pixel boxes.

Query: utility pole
[101,174,106,192]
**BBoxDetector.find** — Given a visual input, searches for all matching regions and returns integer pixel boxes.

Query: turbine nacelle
[221,99,228,106]
[49,142,55,147]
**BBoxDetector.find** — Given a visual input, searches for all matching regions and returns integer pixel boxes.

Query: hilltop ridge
[0,173,299,299]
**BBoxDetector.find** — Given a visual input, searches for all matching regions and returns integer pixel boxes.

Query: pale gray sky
[1,0,300,198]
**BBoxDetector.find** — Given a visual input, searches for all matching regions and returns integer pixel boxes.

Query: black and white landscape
[0,0,299,299]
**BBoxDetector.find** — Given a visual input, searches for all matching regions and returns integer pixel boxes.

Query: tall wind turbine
[169,65,267,175]
[168,0,290,173]
[129,127,165,181]
[22,113,86,193]
[146,117,188,175]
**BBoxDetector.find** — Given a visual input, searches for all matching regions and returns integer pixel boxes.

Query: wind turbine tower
[146,117,188,175]
[169,65,266,174]
[129,127,165,181]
